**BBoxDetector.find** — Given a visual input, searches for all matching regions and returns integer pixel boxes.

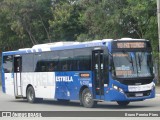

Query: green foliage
[0,0,52,51]
[0,0,158,53]
[123,0,158,51]
[49,0,85,41]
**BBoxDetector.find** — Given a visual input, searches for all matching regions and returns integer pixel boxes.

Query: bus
[1,38,155,108]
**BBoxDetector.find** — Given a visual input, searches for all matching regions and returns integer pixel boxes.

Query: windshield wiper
[122,51,134,71]
[138,53,142,71]
[147,54,154,76]
[129,53,134,71]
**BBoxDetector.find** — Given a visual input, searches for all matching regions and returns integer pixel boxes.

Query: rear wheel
[81,88,97,108]
[27,86,35,103]
[26,86,43,103]
[117,101,130,106]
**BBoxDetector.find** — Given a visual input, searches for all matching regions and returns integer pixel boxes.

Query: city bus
[1,38,155,108]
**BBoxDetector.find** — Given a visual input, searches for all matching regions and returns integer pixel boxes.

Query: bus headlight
[112,85,118,90]
[112,84,124,93]
[119,88,124,93]
[152,83,155,90]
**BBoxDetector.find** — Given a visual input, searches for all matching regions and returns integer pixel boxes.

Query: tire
[117,101,130,106]
[26,86,36,103]
[81,88,97,108]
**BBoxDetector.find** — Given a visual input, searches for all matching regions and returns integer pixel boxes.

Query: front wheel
[81,88,97,108]
[117,101,130,106]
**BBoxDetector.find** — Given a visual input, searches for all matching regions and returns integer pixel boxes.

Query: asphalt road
[0,89,160,111]
[0,89,160,120]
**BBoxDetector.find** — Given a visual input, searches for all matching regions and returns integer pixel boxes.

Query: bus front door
[92,50,104,100]
[14,56,22,97]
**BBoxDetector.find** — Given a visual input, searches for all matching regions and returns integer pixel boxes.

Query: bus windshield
[112,52,153,78]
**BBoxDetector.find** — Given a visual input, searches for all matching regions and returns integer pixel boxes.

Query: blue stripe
[1,53,5,93]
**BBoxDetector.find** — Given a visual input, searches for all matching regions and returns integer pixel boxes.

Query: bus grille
[118,79,153,85]
[125,90,151,98]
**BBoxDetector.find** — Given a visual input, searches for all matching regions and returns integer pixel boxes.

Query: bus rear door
[14,56,22,97]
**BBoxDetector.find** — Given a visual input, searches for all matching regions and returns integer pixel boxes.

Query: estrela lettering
[56,76,73,82]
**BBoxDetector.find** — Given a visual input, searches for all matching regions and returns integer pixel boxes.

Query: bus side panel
[4,73,14,96]
[21,72,56,99]
[55,71,92,100]
[55,72,77,100]
[1,63,14,96]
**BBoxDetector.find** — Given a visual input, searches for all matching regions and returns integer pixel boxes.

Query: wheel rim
[28,89,34,101]
[84,92,92,105]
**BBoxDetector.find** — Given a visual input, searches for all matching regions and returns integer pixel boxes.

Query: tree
[76,0,158,50]
[77,0,135,40]
[122,0,158,51]
[49,0,85,41]
[0,0,52,50]
[0,0,158,52]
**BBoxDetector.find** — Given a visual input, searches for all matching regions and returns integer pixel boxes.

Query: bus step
[15,95,23,99]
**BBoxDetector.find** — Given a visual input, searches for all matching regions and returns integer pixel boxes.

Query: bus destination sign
[117,42,145,49]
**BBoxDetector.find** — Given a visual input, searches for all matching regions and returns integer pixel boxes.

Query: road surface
[0,89,160,111]
[0,88,160,119]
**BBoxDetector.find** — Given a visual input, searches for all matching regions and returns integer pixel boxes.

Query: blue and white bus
[1,38,155,108]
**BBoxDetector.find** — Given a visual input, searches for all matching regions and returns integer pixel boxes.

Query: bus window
[3,56,13,73]
[22,54,34,72]
[73,48,91,71]
[34,51,59,72]
[58,50,73,71]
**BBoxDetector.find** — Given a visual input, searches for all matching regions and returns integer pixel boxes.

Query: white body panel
[5,72,56,99]
[21,72,56,99]
[5,73,14,96]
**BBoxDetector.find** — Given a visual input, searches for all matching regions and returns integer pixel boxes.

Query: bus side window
[35,62,40,72]
[59,50,73,71]
[63,64,68,71]
[73,48,92,71]
[22,54,34,72]
[41,66,46,72]
[3,56,13,73]
[48,63,54,71]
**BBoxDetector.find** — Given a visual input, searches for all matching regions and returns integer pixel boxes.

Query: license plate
[135,93,143,97]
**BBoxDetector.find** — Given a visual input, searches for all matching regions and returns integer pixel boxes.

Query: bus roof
[2,38,148,56]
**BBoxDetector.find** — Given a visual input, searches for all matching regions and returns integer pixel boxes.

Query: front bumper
[104,84,155,101]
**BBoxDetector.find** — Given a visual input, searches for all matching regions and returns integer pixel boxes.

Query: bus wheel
[117,101,130,106]
[27,86,36,103]
[81,88,96,108]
